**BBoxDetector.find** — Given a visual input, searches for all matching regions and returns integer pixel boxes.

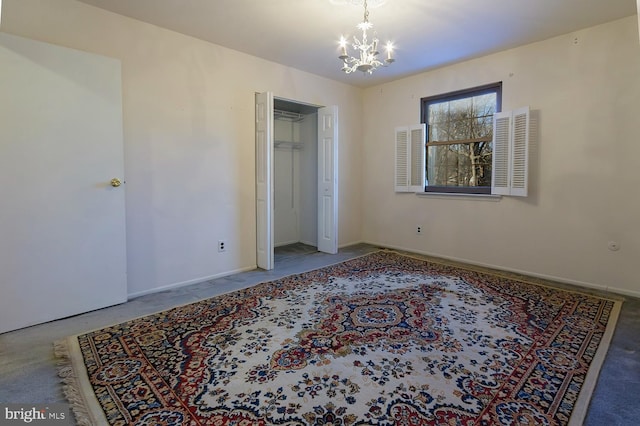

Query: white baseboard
[364,241,640,300]
[339,240,365,249]
[126,242,639,302]
[127,265,257,299]
[275,240,299,248]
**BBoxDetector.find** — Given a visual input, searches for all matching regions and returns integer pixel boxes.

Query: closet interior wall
[273,107,318,248]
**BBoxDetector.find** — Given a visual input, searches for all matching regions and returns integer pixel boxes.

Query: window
[395,84,530,197]
[421,83,502,194]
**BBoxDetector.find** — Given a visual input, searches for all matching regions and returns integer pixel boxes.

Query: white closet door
[0,33,127,333]
[255,92,274,270]
[317,106,338,254]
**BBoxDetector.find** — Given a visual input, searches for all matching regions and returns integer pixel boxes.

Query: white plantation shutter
[409,124,426,192]
[395,124,425,193]
[510,107,530,196]
[395,127,409,192]
[491,106,530,197]
[491,112,511,195]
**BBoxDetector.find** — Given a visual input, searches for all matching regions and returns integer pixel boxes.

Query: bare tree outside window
[421,83,502,194]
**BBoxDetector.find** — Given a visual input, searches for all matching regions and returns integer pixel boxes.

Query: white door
[0,33,127,333]
[317,106,338,254]
[255,92,274,270]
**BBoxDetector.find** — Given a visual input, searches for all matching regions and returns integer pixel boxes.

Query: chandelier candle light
[338,0,394,74]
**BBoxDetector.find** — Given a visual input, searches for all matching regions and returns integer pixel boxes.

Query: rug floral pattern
[64,252,618,425]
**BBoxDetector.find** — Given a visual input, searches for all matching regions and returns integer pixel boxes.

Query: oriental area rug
[55,251,621,426]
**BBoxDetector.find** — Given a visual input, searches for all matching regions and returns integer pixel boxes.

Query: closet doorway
[273,99,318,259]
[255,93,338,270]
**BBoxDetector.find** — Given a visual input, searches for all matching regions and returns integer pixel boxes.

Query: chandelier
[338,0,394,74]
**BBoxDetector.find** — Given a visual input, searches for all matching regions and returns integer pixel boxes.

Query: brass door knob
[110,178,122,188]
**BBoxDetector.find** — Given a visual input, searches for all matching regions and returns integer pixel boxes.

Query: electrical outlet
[417,226,422,235]
[218,240,227,252]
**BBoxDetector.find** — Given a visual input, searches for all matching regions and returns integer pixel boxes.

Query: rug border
[54,336,109,426]
[568,299,621,426]
[54,249,623,425]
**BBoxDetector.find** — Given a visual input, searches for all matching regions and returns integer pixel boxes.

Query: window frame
[420,82,502,194]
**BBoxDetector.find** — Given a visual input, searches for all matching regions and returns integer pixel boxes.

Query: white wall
[273,144,299,246]
[299,114,319,246]
[362,16,640,297]
[1,0,363,297]
[274,117,301,246]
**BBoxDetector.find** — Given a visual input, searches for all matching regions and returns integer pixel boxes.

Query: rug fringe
[54,339,97,426]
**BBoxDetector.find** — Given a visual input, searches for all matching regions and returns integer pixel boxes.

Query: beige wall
[361,16,640,297]
[3,0,638,299]
[1,0,364,296]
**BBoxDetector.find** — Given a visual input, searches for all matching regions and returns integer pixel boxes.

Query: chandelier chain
[363,0,369,23]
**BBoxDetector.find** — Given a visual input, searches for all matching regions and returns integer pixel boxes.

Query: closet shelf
[274,109,305,122]
[275,140,303,149]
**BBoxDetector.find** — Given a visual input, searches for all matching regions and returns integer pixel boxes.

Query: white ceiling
[79,0,637,88]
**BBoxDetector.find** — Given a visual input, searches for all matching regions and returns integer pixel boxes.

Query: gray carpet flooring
[0,243,638,425]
